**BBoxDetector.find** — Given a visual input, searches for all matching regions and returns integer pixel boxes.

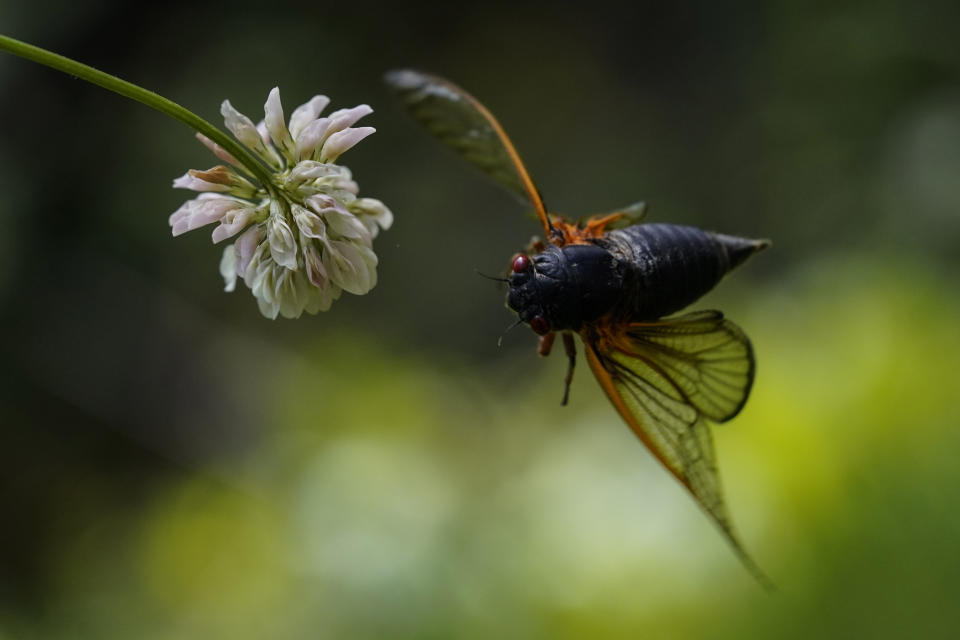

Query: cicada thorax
[506,223,768,332]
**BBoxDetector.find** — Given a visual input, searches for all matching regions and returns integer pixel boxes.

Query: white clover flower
[169,87,393,319]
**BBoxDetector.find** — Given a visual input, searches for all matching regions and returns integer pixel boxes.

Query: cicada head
[506,244,620,334]
[506,251,558,335]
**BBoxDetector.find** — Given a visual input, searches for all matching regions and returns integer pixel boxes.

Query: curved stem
[0,34,276,188]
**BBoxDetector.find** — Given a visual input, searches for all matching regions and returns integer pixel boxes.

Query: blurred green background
[2,1,960,638]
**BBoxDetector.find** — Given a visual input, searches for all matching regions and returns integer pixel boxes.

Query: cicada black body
[387,69,772,587]
[508,223,768,333]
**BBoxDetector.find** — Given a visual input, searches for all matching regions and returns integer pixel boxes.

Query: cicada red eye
[529,315,549,335]
[512,254,530,273]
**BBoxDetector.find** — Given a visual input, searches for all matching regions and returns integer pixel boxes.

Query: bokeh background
[2,1,960,638]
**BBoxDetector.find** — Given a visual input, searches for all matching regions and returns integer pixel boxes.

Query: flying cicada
[387,70,771,586]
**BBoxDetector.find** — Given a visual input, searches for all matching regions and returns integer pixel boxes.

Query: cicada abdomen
[596,223,770,322]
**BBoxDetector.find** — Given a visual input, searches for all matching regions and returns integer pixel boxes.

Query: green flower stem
[0,34,276,189]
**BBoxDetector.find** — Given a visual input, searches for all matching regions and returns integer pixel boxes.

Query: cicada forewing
[385,69,552,237]
[583,310,772,588]
[583,200,649,229]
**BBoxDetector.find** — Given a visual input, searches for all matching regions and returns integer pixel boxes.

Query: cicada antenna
[474,268,510,283]
[498,318,525,347]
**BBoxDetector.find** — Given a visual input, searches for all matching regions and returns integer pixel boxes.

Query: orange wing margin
[584,342,689,486]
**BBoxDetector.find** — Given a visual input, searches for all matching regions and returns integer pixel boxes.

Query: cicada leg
[537,331,556,356]
[536,332,576,405]
[561,332,576,406]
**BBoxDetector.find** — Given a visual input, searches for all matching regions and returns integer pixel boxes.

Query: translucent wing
[623,310,755,422]
[584,310,771,587]
[385,69,551,236]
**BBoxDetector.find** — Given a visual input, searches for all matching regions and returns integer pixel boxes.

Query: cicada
[387,70,771,586]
